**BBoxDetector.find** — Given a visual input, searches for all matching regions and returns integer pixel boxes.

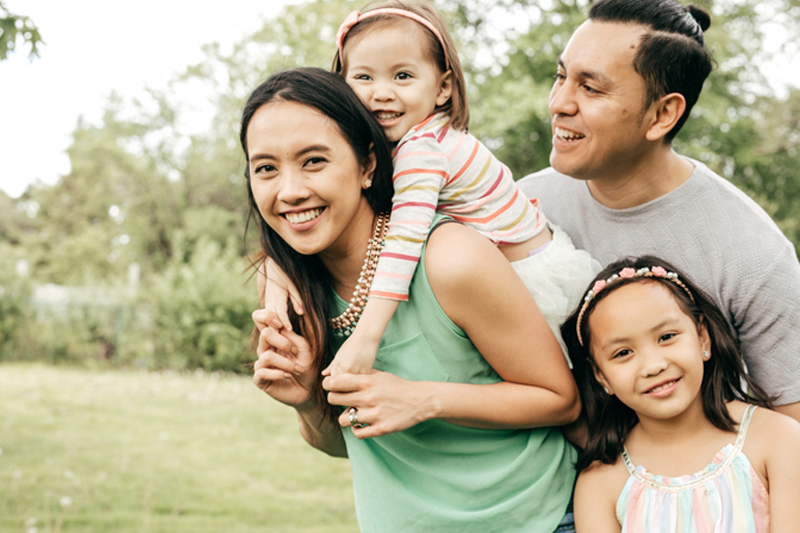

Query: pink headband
[576,266,695,346]
[335,8,450,71]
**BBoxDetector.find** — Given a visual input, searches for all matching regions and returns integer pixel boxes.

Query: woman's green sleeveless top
[331,216,576,532]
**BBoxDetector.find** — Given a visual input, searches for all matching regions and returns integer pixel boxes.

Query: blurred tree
[6,0,799,367]
[22,93,183,284]
[0,1,42,60]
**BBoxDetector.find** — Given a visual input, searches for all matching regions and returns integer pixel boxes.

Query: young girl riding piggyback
[561,256,800,532]
[266,0,599,376]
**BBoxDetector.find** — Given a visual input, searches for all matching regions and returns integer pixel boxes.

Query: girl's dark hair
[561,255,774,472]
[240,67,394,422]
[589,0,713,141]
[332,0,469,131]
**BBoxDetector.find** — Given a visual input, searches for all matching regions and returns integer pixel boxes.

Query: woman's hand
[252,319,347,457]
[253,323,316,410]
[323,371,435,439]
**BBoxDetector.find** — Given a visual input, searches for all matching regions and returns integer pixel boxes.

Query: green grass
[0,363,357,532]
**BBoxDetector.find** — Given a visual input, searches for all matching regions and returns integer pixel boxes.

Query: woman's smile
[283,207,326,226]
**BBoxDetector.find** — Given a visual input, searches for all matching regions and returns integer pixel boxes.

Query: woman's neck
[319,207,378,301]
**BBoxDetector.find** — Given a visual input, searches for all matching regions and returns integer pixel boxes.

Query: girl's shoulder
[575,459,628,530]
[737,401,800,480]
[732,400,800,442]
[576,457,629,496]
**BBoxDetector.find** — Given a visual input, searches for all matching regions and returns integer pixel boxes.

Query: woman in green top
[244,67,579,533]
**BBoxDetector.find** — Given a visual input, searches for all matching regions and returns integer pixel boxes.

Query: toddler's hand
[324,333,380,377]
[264,258,304,330]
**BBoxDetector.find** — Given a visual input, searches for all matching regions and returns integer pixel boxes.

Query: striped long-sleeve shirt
[370,113,547,300]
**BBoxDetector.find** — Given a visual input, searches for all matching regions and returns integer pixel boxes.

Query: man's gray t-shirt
[518,159,800,405]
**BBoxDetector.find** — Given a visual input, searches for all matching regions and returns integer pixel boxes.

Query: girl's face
[343,21,452,143]
[588,281,710,424]
[246,100,375,261]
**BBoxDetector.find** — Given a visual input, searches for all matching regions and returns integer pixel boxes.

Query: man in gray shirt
[518,0,800,422]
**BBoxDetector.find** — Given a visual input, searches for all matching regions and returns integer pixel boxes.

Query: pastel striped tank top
[616,405,769,532]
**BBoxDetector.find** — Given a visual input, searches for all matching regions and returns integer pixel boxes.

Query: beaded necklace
[329,212,390,336]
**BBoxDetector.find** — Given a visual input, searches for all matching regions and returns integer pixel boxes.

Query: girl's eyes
[612,348,632,359]
[659,332,677,343]
[353,74,372,81]
[396,71,412,80]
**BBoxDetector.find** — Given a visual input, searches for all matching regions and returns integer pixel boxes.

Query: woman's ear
[361,147,377,189]
[436,70,453,107]
[645,92,686,142]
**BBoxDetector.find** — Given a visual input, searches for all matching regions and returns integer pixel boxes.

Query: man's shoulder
[681,159,786,233]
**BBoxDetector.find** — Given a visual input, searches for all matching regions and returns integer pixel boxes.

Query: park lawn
[0,363,357,532]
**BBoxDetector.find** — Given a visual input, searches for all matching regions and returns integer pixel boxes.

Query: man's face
[548,20,653,182]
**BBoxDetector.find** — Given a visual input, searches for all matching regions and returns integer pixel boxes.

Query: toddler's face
[343,22,451,142]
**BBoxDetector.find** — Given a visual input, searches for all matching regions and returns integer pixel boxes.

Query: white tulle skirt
[510,225,601,367]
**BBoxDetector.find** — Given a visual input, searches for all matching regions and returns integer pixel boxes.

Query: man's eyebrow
[556,56,614,86]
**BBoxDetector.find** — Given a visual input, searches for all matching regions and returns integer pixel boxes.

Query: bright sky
[1,1,798,199]
[0,0,296,198]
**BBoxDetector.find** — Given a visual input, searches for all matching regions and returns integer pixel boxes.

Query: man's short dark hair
[590,0,713,142]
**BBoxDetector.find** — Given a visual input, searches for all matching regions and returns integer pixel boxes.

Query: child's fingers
[288,288,305,315]
[264,309,289,331]
[252,309,270,332]
[253,308,287,333]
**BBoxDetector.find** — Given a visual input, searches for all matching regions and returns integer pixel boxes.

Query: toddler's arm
[326,297,399,376]
[368,129,448,302]
[263,258,303,331]
[327,130,446,375]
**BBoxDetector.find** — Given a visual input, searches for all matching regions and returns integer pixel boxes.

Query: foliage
[0,242,33,359]
[2,0,799,367]
[132,235,258,372]
[0,363,357,532]
[0,1,42,60]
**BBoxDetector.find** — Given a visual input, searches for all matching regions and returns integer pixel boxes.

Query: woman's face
[246,100,376,259]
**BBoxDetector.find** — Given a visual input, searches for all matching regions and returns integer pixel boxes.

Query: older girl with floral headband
[560,255,800,531]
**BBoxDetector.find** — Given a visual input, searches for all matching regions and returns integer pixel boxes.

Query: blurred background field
[0,363,357,532]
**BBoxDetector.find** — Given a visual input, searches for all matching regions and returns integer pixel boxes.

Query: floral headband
[576,266,695,346]
[335,8,450,71]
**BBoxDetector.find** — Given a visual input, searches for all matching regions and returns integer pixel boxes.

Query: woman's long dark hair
[241,67,394,422]
[561,256,774,472]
